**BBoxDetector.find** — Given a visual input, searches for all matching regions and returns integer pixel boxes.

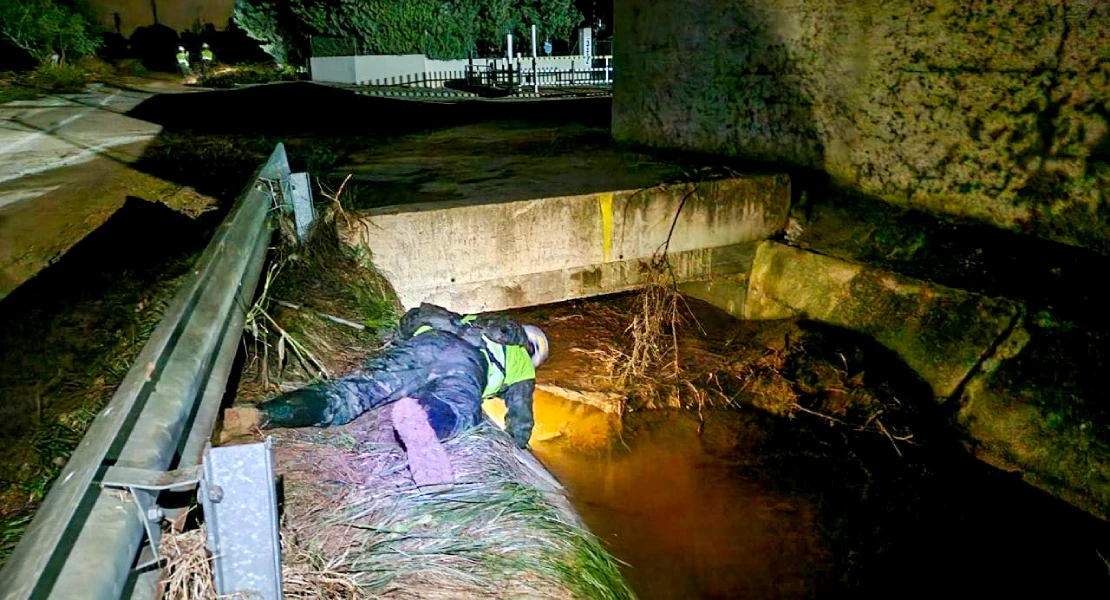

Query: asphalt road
[0,82,170,298]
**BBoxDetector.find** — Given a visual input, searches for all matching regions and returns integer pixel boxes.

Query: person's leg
[232,335,445,434]
[222,373,419,439]
[229,330,486,435]
[391,365,486,486]
[391,397,454,487]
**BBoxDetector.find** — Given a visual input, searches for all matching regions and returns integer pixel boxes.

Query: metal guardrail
[0,144,286,600]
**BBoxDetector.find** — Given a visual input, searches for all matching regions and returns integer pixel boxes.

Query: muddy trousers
[257,330,489,441]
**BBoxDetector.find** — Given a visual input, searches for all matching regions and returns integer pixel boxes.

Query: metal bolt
[146,506,164,522]
[208,484,224,503]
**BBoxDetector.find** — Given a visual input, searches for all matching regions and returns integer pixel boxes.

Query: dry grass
[158,523,363,600]
[266,408,633,600]
[159,528,216,600]
[236,184,401,404]
[618,260,688,383]
[281,534,362,600]
[244,261,333,384]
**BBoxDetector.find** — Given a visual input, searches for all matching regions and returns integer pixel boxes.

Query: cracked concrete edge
[740,240,1026,403]
[734,240,1110,520]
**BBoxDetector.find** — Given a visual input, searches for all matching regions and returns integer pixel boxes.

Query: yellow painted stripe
[598,193,614,261]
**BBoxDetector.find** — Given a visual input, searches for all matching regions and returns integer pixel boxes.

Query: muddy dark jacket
[258,330,492,440]
[394,303,535,445]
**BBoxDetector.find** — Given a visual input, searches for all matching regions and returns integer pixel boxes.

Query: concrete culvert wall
[743,241,1024,403]
[343,174,791,314]
[612,0,1110,254]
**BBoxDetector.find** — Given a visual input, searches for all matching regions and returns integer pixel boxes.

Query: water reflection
[534,408,828,600]
[529,398,1110,599]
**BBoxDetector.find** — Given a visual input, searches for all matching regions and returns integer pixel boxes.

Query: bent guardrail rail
[0,144,287,600]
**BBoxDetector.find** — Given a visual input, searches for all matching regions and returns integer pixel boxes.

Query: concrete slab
[955,319,1110,521]
[0,84,159,184]
[741,241,1023,402]
[345,175,790,313]
[336,122,689,208]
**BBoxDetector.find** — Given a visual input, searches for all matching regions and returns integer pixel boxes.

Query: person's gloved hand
[508,421,533,449]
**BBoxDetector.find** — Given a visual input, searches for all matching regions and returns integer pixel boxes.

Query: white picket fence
[310,54,612,88]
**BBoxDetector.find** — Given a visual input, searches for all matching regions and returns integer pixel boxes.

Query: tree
[0,0,101,64]
[234,0,583,65]
[232,0,293,64]
[509,0,581,50]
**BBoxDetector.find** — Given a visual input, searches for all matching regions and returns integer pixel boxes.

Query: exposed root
[619,259,686,383]
[521,295,927,456]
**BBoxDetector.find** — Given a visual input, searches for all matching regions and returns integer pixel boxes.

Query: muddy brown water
[534,409,825,600]
[517,297,1110,600]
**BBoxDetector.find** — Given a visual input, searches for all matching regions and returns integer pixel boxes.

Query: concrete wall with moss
[612,0,1110,253]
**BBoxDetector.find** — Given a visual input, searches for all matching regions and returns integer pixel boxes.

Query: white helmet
[523,325,549,368]
[178,46,185,52]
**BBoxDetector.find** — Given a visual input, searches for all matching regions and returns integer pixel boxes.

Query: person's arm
[462,315,528,347]
[502,379,535,448]
[395,303,464,341]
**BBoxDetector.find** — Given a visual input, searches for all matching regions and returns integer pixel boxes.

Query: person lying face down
[228,303,549,486]
[393,302,549,446]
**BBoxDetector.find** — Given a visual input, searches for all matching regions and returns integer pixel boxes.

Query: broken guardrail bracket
[101,464,203,491]
[100,464,204,569]
[288,172,315,243]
